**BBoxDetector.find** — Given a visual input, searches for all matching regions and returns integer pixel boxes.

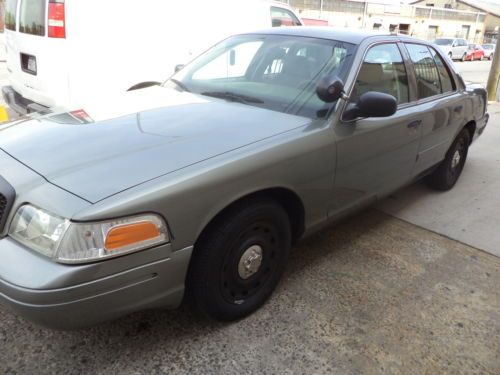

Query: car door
[330,42,422,215]
[404,43,465,175]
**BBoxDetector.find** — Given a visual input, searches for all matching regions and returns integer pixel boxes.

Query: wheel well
[464,121,476,144]
[195,188,305,247]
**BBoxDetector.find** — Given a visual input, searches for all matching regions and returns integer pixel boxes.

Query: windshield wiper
[201,91,264,104]
[169,78,190,92]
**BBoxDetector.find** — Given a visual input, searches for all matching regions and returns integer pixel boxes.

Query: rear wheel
[461,53,467,62]
[448,52,453,60]
[426,128,470,191]
[186,199,292,321]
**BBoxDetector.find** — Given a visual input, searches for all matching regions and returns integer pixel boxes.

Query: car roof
[244,26,428,45]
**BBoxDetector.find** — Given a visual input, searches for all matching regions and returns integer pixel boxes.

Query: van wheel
[426,128,470,191]
[461,53,467,62]
[186,199,291,321]
[448,52,453,60]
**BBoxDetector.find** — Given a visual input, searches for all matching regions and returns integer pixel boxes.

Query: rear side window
[271,7,301,27]
[19,0,46,36]
[5,0,18,31]
[405,43,441,99]
[429,48,456,93]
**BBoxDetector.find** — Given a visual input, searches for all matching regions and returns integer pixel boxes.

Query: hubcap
[238,245,263,279]
[451,150,461,169]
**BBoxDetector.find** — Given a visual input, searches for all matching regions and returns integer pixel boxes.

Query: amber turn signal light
[104,221,161,252]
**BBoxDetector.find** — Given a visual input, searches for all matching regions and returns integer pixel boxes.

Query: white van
[2,0,302,114]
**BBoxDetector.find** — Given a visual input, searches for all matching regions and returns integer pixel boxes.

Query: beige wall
[294,2,485,42]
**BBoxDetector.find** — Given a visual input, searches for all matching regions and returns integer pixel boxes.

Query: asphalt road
[454,60,492,85]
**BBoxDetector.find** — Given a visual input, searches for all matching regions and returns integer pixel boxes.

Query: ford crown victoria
[0,28,488,329]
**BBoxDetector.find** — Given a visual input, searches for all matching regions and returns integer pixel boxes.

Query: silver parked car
[482,43,496,60]
[0,28,489,329]
[433,37,469,60]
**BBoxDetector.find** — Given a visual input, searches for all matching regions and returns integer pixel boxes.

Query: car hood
[0,89,310,203]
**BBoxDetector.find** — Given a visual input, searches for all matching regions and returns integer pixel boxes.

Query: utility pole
[486,36,500,101]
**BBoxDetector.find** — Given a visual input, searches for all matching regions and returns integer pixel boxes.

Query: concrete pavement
[0,210,499,375]
[378,103,500,257]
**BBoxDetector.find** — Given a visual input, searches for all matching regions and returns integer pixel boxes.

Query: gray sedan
[0,27,488,329]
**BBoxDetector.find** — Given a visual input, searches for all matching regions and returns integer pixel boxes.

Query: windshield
[166,34,355,119]
[434,39,453,46]
[483,44,494,50]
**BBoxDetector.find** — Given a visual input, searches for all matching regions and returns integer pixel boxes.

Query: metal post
[486,37,500,101]
[362,1,368,29]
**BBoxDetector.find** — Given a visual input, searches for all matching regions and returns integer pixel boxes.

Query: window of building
[353,43,409,104]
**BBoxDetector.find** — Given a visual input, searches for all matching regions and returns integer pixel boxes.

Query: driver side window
[353,43,409,104]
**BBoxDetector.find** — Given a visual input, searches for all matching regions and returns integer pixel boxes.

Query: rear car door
[331,42,422,213]
[403,43,465,175]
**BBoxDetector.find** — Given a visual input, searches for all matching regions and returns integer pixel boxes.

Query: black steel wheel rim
[448,136,466,181]
[220,220,281,305]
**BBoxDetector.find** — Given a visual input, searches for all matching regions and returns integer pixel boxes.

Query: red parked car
[464,44,485,61]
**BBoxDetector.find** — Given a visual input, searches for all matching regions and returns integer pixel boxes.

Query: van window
[5,0,18,31]
[19,0,46,36]
[271,7,301,27]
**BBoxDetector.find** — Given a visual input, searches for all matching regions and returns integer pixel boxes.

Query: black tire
[426,128,470,191]
[186,199,292,321]
[448,52,453,60]
[461,53,467,62]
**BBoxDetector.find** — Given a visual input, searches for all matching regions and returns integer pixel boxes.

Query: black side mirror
[316,75,347,103]
[343,92,397,121]
[174,64,185,73]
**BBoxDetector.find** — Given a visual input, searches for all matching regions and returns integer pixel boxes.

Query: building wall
[283,0,487,42]
[412,0,499,42]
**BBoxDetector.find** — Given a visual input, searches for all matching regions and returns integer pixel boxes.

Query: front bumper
[0,237,193,330]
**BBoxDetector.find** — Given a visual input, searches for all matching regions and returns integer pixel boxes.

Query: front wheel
[186,199,292,321]
[426,128,470,191]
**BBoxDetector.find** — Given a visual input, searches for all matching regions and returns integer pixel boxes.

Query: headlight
[9,205,169,264]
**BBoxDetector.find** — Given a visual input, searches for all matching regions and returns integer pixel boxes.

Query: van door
[4,0,69,111]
